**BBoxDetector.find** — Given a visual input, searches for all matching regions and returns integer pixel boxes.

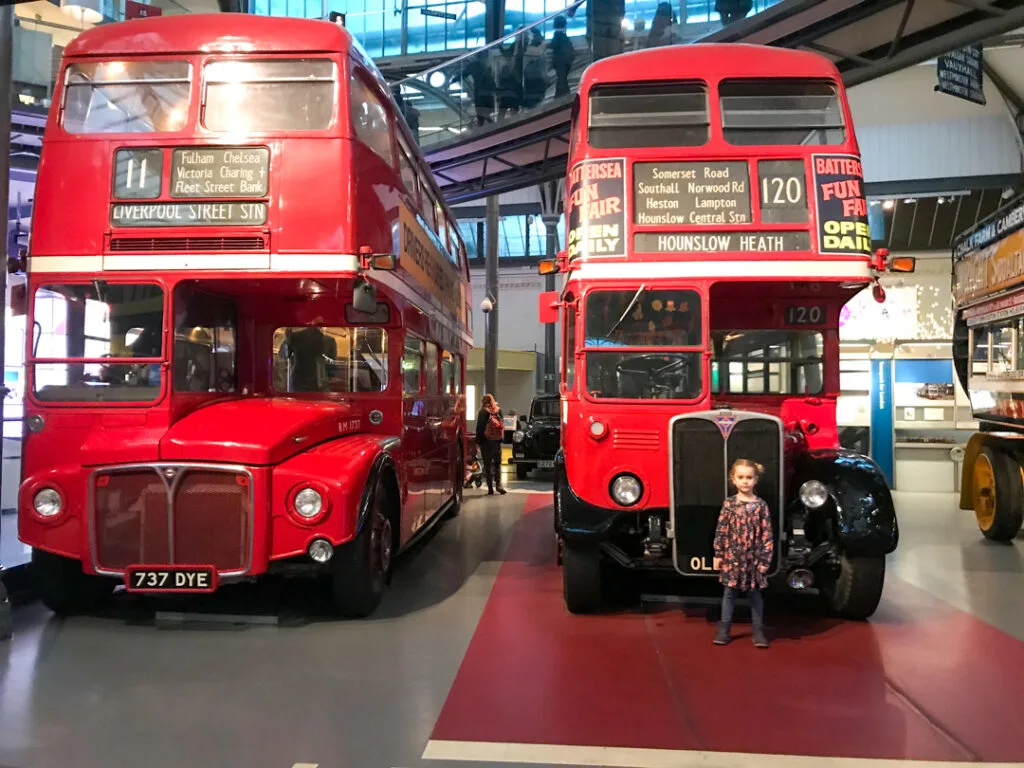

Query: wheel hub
[973,454,996,530]
[371,510,392,574]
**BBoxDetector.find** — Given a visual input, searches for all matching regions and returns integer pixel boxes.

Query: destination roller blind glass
[588,82,709,149]
[719,79,845,146]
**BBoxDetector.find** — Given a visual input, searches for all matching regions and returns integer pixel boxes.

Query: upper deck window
[204,59,335,133]
[588,82,709,149]
[719,79,845,146]
[62,61,190,134]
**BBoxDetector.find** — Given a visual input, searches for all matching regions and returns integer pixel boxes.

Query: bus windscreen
[719,80,845,146]
[203,59,336,132]
[62,61,190,134]
[588,82,708,149]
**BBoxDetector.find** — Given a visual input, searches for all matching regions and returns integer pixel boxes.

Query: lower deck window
[711,330,824,395]
[273,326,388,393]
[585,351,702,400]
[32,282,164,403]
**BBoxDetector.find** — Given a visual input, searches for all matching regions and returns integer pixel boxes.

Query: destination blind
[110,202,268,227]
[633,162,750,226]
[171,147,269,198]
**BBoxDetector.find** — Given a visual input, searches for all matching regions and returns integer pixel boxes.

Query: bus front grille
[91,465,252,575]
[669,411,783,575]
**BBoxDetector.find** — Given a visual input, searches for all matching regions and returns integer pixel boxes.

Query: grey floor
[0,482,1021,768]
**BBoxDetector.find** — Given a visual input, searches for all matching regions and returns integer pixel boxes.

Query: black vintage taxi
[511,394,561,480]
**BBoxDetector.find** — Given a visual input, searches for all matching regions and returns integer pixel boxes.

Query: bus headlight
[513,430,525,443]
[799,480,828,509]
[33,488,63,518]
[610,474,642,507]
[294,488,324,519]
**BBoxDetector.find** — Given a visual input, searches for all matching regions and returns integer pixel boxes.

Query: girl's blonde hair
[729,458,765,480]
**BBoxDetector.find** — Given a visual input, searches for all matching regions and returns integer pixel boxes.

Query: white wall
[470,264,562,354]
[848,61,1023,183]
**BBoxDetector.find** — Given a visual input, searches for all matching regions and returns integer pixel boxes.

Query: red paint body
[550,45,883,578]
[20,15,472,593]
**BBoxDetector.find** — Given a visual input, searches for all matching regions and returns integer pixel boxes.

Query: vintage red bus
[539,44,913,618]
[951,193,1024,543]
[20,14,472,617]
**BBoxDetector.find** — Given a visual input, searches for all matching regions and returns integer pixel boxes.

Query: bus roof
[580,43,842,89]
[63,14,353,57]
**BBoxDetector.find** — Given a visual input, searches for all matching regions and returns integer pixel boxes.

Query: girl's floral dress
[713,495,774,591]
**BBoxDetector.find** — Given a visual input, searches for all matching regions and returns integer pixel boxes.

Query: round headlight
[799,480,828,509]
[589,420,607,439]
[294,487,324,519]
[33,487,63,518]
[611,474,642,507]
[513,430,525,443]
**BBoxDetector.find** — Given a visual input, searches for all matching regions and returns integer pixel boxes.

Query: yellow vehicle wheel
[972,446,1024,542]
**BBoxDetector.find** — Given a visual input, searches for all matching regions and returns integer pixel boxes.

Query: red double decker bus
[540,44,912,618]
[19,14,472,617]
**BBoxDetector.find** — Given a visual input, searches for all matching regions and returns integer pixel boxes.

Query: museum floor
[2,479,1022,768]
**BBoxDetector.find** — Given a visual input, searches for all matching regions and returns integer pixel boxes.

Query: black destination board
[111,202,268,227]
[170,147,269,198]
[634,231,810,254]
[112,148,163,200]
[633,162,750,226]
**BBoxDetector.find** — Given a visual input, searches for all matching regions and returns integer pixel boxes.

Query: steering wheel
[615,355,685,377]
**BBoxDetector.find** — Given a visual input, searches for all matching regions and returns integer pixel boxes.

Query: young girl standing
[712,458,774,648]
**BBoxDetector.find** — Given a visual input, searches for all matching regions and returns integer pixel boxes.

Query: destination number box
[111,201,268,227]
[634,162,751,226]
[170,147,269,198]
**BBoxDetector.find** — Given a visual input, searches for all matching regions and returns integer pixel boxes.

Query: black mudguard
[554,450,620,543]
[792,449,898,557]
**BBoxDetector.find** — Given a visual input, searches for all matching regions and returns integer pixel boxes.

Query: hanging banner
[935,45,985,106]
[812,153,871,257]
[566,158,625,261]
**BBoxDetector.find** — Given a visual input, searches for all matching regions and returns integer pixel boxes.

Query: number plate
[125,566,218,593]
[537,460,554,469]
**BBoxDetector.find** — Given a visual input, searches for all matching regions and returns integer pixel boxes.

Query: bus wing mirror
[372,253,397,271]
[539,291,560,324]
[888,256,916,274]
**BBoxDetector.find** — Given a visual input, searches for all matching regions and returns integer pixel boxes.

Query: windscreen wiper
[605,284,645,340]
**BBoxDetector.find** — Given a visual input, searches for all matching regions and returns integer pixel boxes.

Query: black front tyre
[562,543,602,614]
[821,553,885,620]
[32,549,113,616]
[516,463,529,481]
[332,479,393,618]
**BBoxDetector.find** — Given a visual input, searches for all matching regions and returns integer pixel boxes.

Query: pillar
[0,3,14,641]
[484,195,499,397]
[539,180,561,394]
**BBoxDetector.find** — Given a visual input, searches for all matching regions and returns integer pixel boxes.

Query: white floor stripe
[422,741,1015,767]
[290,763,319,767]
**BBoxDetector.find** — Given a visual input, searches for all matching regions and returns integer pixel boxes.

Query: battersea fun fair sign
[566,159,626,260]
[812,154,871,257]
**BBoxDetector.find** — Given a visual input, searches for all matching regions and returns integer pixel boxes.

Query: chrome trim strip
[667,409,785,578]
[88,462,256,579]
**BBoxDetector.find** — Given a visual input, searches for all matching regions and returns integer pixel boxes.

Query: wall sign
[870,358,894,487]
[935,45,986,106]
[633,161,751,226]
[812,153,871,257]
[566,159,625,260]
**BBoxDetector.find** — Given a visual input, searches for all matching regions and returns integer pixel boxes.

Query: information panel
[170,147,269,198]
[567,159,626,260]
[633,161,750,226]
[110,202,268,227]
[634,230,810,254]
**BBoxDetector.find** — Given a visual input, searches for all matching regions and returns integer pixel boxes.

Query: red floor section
[431,494,1024,762]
